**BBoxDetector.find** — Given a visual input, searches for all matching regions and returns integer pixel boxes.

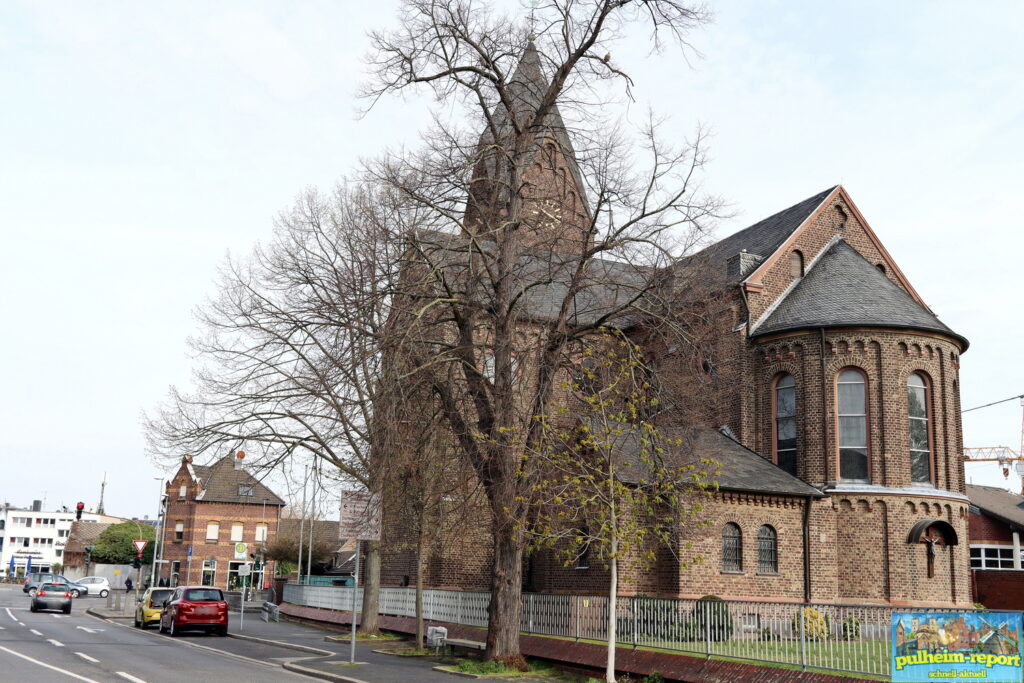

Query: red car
[158,586,228,637]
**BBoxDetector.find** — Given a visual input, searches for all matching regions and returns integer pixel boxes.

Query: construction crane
[962,394,1024,481]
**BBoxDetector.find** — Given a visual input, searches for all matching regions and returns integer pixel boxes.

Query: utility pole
[297,465,308,584]
[306,461,316,584]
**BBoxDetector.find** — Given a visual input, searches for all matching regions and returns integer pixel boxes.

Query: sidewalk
[87,598,507,682]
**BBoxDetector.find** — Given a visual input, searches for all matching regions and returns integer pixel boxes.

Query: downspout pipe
[803,495,813,603]
[820,328,829,486]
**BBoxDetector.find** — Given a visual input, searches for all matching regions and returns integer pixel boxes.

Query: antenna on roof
[527,0,539,41]
[97,472,106,515]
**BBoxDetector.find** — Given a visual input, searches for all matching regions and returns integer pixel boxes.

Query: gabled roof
[967,484,1024,529]
[191,455,286,506]
[676,187,836,283]
[751,240,968,348]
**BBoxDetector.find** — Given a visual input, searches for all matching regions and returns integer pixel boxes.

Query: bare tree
[146,180,417,633]
[366,0,721,665]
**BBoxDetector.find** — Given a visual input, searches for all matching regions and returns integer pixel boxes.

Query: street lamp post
[150,478,166,588]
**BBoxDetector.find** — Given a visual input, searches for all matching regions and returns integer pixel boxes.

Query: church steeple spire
[464,37,591,252]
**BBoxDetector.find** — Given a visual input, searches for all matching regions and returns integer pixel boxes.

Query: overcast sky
[2,1,1021,519]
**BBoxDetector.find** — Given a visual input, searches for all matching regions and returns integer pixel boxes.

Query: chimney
[726,249,763,278]
[31,500,42,512]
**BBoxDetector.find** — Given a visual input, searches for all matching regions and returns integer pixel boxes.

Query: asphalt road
[0,584,311,682]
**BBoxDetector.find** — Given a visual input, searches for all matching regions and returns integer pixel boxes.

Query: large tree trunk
[485,527,525,668]
[359,540,381,634]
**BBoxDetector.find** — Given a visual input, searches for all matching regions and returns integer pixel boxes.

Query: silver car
[76,576,111,597]
[30,583,72,614]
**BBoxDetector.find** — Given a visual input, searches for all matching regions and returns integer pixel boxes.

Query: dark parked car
[30,583,72,614]
[158,586,228,637]
[23,573,88,598]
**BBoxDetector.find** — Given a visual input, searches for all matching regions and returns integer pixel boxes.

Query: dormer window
[238,485,254,497]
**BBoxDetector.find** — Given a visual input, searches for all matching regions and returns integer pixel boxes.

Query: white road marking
[116,673,148,683]
[49,639,65,647]
[75,652,99,663]
[30,629,43,636]
[52,614,66,619]
[76,626,104,633]
[0,626,5,630]
[0,644,100,682]
[17,622,24,627]
[4,608,15,621]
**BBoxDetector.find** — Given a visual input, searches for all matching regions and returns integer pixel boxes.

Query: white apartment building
[0,501,104,576]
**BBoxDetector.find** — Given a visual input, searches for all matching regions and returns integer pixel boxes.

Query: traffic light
[84,545,93,565]
[75,502,84,521]
[132,556,141,569]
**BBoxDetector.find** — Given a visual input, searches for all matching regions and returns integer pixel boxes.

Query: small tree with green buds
[525,331,717,683]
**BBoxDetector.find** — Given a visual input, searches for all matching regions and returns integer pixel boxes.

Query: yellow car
[134,587,174,629]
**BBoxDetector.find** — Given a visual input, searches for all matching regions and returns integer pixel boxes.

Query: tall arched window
[757,525,778,573]
[773,374,798,476]
[722,523,742,572]
[837,368,869,481]
[908,372,933,483]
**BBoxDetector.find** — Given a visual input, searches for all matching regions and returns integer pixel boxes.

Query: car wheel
[99,589,108,598]
[134,614,141,628]
[169,619,177,637]
[158,620,167,634]
[70,590,80,598]
[28,588,37,597]
[217,626,228,637]
[63,605,71,615]
[29,604,37,613]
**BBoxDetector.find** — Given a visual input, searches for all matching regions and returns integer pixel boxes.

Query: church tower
[463,40,592,253]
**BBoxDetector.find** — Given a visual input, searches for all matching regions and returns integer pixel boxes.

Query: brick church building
[381,43,971,607]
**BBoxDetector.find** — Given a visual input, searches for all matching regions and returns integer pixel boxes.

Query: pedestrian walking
[125,576,133,592]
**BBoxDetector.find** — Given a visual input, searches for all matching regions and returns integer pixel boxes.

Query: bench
[442,637,486,657]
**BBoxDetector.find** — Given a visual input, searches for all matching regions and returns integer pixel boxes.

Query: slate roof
[192,455,286,506]
[64,521,113,555]
[751,240,968,348]
[598,422,823,498]
[967,484,1024,530]
[675,187,836,283]
[474,40,590,215]
[277,518,342,549]
[411,229,651,328]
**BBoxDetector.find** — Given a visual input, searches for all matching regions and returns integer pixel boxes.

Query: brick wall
[973,570,1024,610]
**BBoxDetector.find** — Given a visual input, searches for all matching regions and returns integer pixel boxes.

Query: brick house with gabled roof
[381,43,972,607]
[160,453,285,589]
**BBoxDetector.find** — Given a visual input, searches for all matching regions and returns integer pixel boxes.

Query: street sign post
[340,491,381,664]
[133,540,148,554]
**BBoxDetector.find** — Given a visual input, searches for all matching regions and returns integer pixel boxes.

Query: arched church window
[773,374,797,476]
[908,372,933,484]
[789,251,804,279]
[722,523,742,572]
[757,525,778,573]
[837,368,869,481]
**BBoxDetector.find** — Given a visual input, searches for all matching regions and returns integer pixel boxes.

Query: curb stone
[282,659,369,683]
[228,631,334,656]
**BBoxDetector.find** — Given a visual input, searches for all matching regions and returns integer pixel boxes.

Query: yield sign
[132,540,148,554]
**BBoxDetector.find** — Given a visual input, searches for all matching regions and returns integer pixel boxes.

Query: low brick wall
[279,603,868,682]
[973,570,1024,610]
